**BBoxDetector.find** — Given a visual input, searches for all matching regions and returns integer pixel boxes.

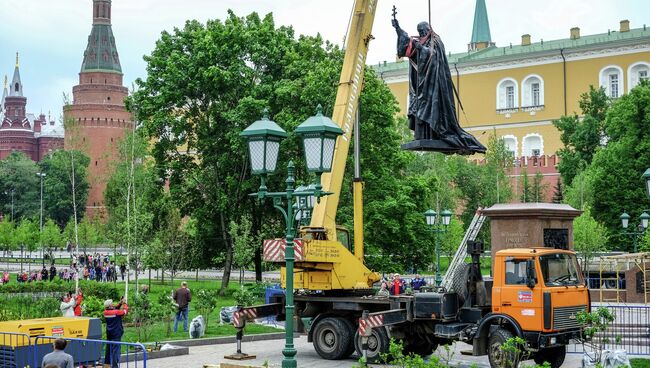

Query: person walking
[60,293,76,317]
[103,297,128,368]
[173,281,192,332]
[41,338,74,368]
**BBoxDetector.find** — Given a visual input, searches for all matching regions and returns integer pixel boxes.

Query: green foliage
[563,169,595,210]
[553,86,609,186]
[574,207,608,270]
[40,218,64,256]
[38,150,90,227]
[194,289,220,328]
[0,152,40,220]
[552,179,564,204]
[499,336,526,368]
[81,295,105,319]
[0,297,60,321]
[233,286,256,307]
[588,82,650,239]
[0,279,119,300]
[577,307,617,366]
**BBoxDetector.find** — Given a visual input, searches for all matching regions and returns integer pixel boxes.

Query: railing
[568,305,650,355]
[33,335,147,368]
[0,332,31,368]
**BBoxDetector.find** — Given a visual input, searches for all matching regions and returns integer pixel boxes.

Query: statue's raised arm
[392,6,411,57]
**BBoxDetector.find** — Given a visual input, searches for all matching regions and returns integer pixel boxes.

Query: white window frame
[522,133,544,157]
[496,78,519,111]
[521,74,545,107]
[501,135,518,157]
[627,62,650,92]
[599,65,624,98]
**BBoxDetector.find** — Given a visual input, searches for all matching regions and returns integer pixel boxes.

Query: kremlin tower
[64,0,131,216]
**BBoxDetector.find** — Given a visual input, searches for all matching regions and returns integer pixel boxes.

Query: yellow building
[375,0,650,159]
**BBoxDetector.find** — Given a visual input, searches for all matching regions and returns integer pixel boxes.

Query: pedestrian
[83,266,89,280]
[41,338,74,368]
[94,264,101,282]
[41,266,49,281]
[74,288,84,317]
[410,274,427,291]
[173,281,192,332]
[377,282,390,297]
[2,271,9,284]
[60,293,76,317]
[390,273,406,295]
[103,297,128,368]
[49,264,56,281]
[119,263,126,281]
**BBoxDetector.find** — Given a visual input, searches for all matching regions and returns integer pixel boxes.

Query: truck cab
[484,248,589,367]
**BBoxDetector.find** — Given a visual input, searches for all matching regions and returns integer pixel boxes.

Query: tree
[229,215,256,285]
[40,218,64,260]
[519,169,532,203]
[530,171,548,202]
[0,152,40,220]
[553,86,609,186]
[552,179,563,204]
[38,149,90,228]
[129,11,418,286]
[588,82,650,237]
[563,169,594,211]
[0,217,14,253]
[573,207,608,273]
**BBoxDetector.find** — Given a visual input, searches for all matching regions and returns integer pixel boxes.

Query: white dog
[189,315,206,339]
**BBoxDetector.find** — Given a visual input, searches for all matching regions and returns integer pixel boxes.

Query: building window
[522,75,544,108]
[600,65,623,98]
[522,134,543,157]
[502,135,518,157]
[628,62,650,91]
[14,83,19,93]
[496,78,518,112]
[506,86,515,108]
[609,74,619,98]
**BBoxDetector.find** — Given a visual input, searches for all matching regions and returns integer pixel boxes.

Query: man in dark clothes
[119,263,126,281]
[49,264,56,281]
[95,264,102,282]
[392,16,486,154]
[173,281,192,332]
[41,266,49,282]
[103,297,128,368]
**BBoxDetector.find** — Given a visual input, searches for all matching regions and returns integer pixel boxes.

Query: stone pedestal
[482,203,582,267]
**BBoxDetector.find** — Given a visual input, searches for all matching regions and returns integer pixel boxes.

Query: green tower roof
[80,1,122,74]
[471,0,492,44]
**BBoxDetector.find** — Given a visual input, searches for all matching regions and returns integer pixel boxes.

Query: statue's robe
[396,26,486,154]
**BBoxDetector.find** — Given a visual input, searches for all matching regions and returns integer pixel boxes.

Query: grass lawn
[632,358,650,368]
[114,279,282,344]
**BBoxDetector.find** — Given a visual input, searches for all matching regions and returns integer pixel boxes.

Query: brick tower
[64,0,131,216]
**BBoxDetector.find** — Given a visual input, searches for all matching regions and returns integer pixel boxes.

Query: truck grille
[553,305,586,330]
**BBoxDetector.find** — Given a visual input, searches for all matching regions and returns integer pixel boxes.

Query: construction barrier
[33,335,147,368]
[0,331,32,368]
[568,305,650,355]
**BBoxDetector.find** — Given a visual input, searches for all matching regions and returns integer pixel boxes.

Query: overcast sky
[1,0,648,120]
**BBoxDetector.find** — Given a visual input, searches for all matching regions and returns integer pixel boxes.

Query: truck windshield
[539,253,584,286]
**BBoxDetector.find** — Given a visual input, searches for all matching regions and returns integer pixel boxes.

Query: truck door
[499,257,542,332]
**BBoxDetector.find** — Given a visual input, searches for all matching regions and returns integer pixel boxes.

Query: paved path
[144,335,583,368]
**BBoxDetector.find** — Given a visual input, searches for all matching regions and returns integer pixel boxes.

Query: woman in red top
[74,289,83,316]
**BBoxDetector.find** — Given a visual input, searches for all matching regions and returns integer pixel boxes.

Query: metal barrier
[0,332,32,368]
[568,305,650,355]
[33,335,147,368]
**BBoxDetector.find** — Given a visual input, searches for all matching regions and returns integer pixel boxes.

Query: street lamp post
[424,209,452,286]
[37,172,46,267]
[620,211,650,253]
[241,106,342,368]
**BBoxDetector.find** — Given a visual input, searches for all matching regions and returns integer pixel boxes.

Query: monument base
[400,139,486,155]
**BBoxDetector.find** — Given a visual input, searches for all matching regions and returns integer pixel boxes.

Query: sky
[1,0,649,120]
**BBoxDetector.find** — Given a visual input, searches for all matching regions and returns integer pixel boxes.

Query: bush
[0,279,119,300]
[233,287,256,307]
[82,295,105,319]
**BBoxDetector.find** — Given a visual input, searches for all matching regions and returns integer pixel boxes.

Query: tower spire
[82,0,121,73]
[469,0,495,51]
[15,52,19,67]
[10,53,23,97]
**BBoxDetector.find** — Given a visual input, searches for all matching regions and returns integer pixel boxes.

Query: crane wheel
[487,327,520,368]
[312,317,354,360]
[533,345,566,368]
[354,326,389,362]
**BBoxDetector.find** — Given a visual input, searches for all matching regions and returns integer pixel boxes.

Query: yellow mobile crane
[274,0,380,291]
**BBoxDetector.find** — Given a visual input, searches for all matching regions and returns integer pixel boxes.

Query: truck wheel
[340,317,356,358]
[354,327,389,362]
[487,328,519,368]
[312,317,353,360]
[533,345,566,368]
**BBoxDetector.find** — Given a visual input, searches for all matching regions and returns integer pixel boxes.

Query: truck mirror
[526,259,536,289]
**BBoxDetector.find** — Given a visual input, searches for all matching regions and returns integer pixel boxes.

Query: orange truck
[357,243,590,368]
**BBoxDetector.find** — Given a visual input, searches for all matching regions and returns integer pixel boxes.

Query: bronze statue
[392,8,486,154]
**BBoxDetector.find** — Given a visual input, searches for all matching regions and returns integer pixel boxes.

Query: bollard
[359,310,372,363]
[224,309,256,360]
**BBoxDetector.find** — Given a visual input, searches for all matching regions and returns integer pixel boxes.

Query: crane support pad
[233,303,283,328]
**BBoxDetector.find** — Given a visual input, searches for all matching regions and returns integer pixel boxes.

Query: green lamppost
[619,168,650,253]
[424,209,452,286]
[241,106,342,368]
